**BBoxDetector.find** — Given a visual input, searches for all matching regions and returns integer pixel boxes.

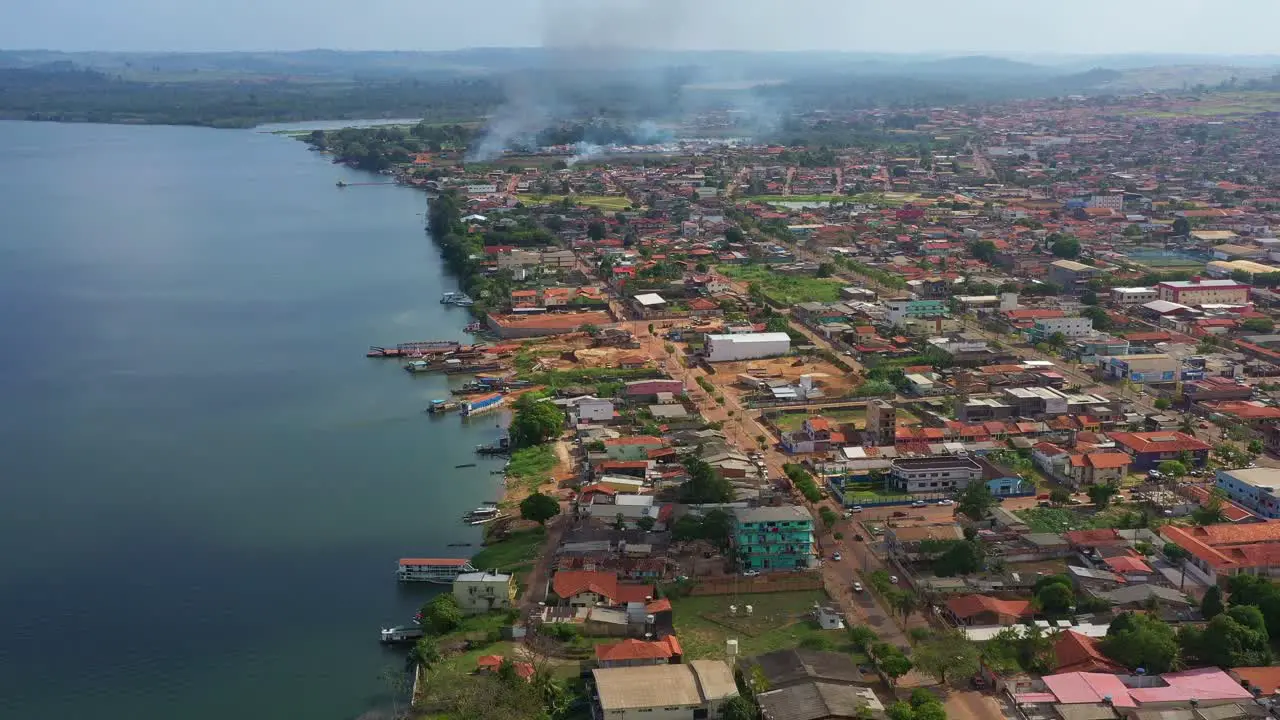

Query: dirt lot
[701,356,860,397]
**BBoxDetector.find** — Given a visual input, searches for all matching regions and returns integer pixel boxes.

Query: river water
[0,121,506,720]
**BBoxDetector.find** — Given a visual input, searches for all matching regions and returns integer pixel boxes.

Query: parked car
[850,505,863,513]
[853,582,864,593]
[853,534,864,542]
[889,575,899,584]
[910,500,927,508]
[741,570,761,577]
[832,552,842,562]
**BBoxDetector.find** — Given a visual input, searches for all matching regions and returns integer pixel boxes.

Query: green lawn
[516,194,634,211]
[842,486,912,503]
[718,265,845,304]
[471,527,546,572]
[671,591,858,660]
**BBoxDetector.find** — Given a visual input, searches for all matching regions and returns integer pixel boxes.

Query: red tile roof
[551,570,655,605]
[477,655,535,680]
[1054,630,1125,674]
[1104,555,1152,574]
[1108,431,1211,455]
[945,594,1034,621]
[594,636,682,663]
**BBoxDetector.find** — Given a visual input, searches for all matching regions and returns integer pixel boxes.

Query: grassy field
[505,445,559,489]
[1014,504,1142,533]
[470,527,546,573]
[516,194,634,211]
[671,591,863,660]
[774,408,867,433]
[1126,91,1280,119]
[719,265,845,304]
[741,194,845,204]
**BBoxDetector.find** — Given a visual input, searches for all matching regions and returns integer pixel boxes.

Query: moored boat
[396,557,477,583]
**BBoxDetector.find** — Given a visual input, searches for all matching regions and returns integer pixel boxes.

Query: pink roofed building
[1020,668,1253,709]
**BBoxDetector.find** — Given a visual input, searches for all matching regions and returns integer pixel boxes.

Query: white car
[850,505,863,513]
[741,570,761,577]
[832,552,842,562]
[937,499,954,506]
[889,575,899,584]
[910,500,927,508]
[853,582,864,593]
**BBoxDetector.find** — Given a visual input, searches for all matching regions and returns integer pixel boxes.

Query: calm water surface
[0,121,504,720]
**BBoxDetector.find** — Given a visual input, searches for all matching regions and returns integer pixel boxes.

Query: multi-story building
[452,571,518,614]
[1156,277,1251,306]
[1216,468,1280,520]
[889,455,984,493]
[884,297,948,326]
[1110,287,1158,305]
[1048,260,1103,294]
[864,399,897,446]
[1098,353,1180,384]
[1028,316,1095,341]
[732,505,814,571]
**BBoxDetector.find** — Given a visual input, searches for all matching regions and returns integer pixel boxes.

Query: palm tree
[892,590,921,621]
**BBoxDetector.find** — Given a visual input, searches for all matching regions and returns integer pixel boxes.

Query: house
[551,570,655,607]
[782,416,844,454]
[1108,431,1211,471]
[1160,520,1280,586]
[575,397,616,423]
[452,571,518,614]
[591,660,738,720]
[1229,666,1280,696]
[1065,452,1131,489]
[476,654,534,681]
[738,649,872,690]
[1053,630,1125,674]
[754,684,885,720]
[1098,584,1194,610]
[945,594,1035,626]
[1202,401,1280,432]
[595,636,683,668]
[732,505,815,571]
[624,379,686,399]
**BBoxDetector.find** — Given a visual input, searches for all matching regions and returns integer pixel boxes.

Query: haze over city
[4,0,1280,55]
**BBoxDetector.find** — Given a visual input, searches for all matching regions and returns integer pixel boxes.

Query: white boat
[380,625,425,644]
[396,557,477,583]
[468,513,509,526]
[440,292,461,304]
[463,506,500,522]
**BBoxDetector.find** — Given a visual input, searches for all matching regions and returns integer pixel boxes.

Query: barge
[397,557,477,583]
[461,392,504,417]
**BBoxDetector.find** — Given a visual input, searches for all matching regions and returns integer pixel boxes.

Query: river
[0,120,506,720]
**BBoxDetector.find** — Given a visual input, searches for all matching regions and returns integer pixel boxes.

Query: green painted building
[731,505,815,571]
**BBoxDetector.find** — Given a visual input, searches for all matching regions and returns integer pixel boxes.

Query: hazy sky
[3,0,1279,55]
